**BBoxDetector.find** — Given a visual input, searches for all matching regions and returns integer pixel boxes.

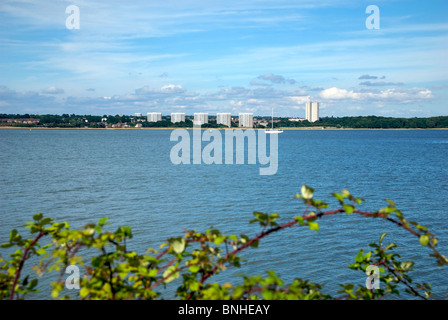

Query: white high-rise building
[311,102,319,122]
[239,113,253,128]
[171,113,185,123]
[216,113,232,127]
[147,112,162,122]
[194,113,208,125]
[305,102,319,122]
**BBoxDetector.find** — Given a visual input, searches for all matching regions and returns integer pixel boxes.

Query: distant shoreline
[2,126,448,131]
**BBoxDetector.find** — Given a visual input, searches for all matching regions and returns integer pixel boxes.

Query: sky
[0,0,447,117]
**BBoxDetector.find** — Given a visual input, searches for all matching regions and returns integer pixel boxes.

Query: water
[1,128,447,299]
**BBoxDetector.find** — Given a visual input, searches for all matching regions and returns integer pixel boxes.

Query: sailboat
[265,108,283,133]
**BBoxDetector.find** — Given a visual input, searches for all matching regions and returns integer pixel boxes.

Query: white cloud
[42,86,64,94]
[319,87,361,100]
[246,98,261,104]
[319,87,433,103]
[160,84,186,93]
[289,96,311,105]
[230,100,244,107]
[135,84,187,96]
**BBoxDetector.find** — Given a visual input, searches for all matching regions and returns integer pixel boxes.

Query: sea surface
[1,128,447,299]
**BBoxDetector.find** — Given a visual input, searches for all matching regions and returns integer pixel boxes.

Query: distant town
[1,101,448,129]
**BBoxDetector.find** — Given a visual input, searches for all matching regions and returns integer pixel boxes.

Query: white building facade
[239,113,254,128]
[194,113,209,125]
[147,112,162,122]
[216,113,232,127]
[171,113,186,123]
[305,102,319,122]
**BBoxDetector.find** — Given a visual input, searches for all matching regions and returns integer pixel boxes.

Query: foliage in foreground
[0,186,447,300]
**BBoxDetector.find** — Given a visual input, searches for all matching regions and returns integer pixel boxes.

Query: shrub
[1,186,446,300]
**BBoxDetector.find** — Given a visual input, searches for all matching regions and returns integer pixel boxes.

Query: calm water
[1,128,447,299]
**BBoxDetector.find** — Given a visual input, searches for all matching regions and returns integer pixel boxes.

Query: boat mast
[272,108,274,130]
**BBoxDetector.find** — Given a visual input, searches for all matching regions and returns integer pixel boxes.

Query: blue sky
[0,0,447,117]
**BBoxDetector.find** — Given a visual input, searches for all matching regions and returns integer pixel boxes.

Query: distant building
[135,113,142,117]
[305,102,319,122]
[1,118,39,125]
[194,113,208,125]
[288,118,306,122]
[216,113,231,127]
[171,113,185,123]
[147,112,162,122]
[238,113,254,128]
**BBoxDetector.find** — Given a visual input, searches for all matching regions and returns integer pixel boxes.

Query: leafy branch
[0,186,446,300]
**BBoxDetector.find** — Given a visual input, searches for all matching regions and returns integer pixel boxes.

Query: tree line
[277,116,448,129]
[1,114,448,129]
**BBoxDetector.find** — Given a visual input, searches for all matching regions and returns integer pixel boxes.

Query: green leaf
[120,226,133,238]
[103,283,112,293]
[301,185,314,200]
[189,281,200,291]
[171,239,186,254]
[400,261,414,270]
[294,216,304,225]
[250,239,259,248]
[416,224,428,232]
[354,250,364,263]
[188,265,201,273]
[40,217,53,226]
[384,243,397,251]
[364,251,372,260]
[28,279,38,290]
[51,289,60,299]
[98,217,109,226]
[385,206,396,213]
[379,233,387,244]
[80,287,89,298]
[148,268,158,277]
[9,229,18,242]
[385,199,395,207]
[214,236,226,246]
[419,235,429,246]
[343,204,354,214]
[22,275,29,286]
[308,222,319,232]
[33,213,43,221]
[163,266,179,283]
[332,193,344,204]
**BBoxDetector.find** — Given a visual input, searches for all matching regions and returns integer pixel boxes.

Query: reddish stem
[9,231,46,300]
